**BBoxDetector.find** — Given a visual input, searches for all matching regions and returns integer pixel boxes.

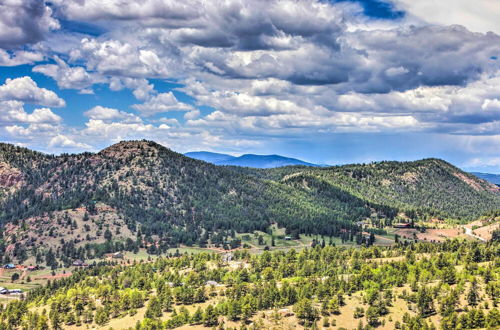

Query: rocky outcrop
[0,162,24,189]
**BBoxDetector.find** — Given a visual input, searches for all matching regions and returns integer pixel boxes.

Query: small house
[284,236,292,240]
[73,260,85,267]
[393,223,411,229]
[205,280,219,286]
[112,252,124,259]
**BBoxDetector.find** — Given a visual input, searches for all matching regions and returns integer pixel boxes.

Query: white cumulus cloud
[0,76,65,107]
[132,92,193,116]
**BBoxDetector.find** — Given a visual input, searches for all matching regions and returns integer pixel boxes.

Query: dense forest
[0,240,498,329]
[0,140,499,264]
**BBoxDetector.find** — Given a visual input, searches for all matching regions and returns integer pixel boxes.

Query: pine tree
[441,266,456,285]
[191,307,203,324]
[94,307,109,326]
[417,286,435,316]
[366,306,379,327]
[145,297,163,319]
[467,278,480,306]
[203,304,218,327]
[486,308,500,328]
[439,290,458,316]
[294,298,319,325]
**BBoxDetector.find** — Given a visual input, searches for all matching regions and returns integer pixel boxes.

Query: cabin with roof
[112,252,124,259]
[73,260,88,267]
[393,222,412,229]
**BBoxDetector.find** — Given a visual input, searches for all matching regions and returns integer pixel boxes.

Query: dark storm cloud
[56,0,345,51]
[0,0,59,49]
[51,0,500,93]
[348,25,500,92]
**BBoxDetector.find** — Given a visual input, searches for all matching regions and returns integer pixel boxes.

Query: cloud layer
[0,0,499,170]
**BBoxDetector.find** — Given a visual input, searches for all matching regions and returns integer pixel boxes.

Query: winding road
[464,227,486,242]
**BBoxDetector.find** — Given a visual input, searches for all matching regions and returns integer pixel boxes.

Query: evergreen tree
[294,298,319,325]
[191,307,203,325]
[467,278,480,306]
[203,304,218,327]
[417,286,435,316]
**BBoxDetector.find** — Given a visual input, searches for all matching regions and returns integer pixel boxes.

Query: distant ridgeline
[0,140,499,263]
[471,172,500,185]
[184,151,320,168]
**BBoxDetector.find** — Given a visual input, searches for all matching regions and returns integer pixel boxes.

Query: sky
[1,0,500,173]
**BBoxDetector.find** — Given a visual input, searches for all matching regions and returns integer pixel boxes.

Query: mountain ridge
[1,140,499,265]
[185,150,320,168]
[471,172,500,185]
[184,151,237,164]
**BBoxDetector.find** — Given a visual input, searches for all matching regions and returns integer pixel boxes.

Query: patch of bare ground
[395,228,464,242]
[36,272,73,280]
[472,222,499,241]
[454,171,500,193]
[401,172,418,184]
[3,203,135,256]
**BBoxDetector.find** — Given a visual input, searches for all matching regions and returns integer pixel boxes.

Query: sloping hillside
[231,158,500,221]
[0,141,499,265]
[0,141,363,264]
[313,159,500,220]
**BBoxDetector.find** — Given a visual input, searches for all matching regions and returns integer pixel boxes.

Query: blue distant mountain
[185,151,320,168]
[471,172,500,185]
[184,151,236,164]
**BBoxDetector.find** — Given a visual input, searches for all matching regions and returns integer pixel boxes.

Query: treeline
[0,240,496,329]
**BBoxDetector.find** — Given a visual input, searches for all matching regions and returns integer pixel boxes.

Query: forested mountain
[237,159,500,222]
[185,151,319,168]
[0,140,499,264]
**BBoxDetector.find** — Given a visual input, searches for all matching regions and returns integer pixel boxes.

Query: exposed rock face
[453,171,500,193]
[0,161,24,189]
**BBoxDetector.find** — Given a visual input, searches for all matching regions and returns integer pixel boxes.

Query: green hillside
[243,158,500,221]
[0,140,499,264]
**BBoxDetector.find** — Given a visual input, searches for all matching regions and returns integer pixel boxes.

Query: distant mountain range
[471,172,500,185]
[184,151,320,168]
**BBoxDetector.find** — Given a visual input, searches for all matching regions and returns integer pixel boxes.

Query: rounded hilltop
[98,140,181,160]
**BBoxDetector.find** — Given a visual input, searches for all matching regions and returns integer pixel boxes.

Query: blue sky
[1,0,500,173]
